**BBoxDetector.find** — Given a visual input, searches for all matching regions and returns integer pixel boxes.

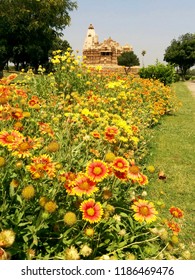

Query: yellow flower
[64,246,80,260]
[21,185,35,200]
[80,244,92,257]
[84,227,95,237]
[10,179,19,188]
[39,196,48,207]
[64,212,77,226]
[44,201,57,213]
[147,165,155,173]
[0,156,6,167]
[0,230,15,248]
[104,152,115,162]
[47,141,60,152]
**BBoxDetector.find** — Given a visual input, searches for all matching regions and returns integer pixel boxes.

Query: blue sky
[62,0,195,66]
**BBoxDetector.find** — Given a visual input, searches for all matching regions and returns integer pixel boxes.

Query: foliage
[0,0,77,73]
[164,33,195,80]
[0,50,187,260]
[139,61,176,85]
[117,51,140,74]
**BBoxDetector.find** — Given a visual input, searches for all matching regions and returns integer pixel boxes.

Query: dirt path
[186,81,195,97]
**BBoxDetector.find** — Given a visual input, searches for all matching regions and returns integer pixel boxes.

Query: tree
[141,50,146,67]
[0,0,77,76]
[164,33,195,80]
[117,51,140,74]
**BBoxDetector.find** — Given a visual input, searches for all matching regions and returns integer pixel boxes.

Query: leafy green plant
[139,61,176,85]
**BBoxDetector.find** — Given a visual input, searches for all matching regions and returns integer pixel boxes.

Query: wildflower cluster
[0,50,186,260]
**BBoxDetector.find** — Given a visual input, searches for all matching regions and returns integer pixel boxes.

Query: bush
[139,62,176,85]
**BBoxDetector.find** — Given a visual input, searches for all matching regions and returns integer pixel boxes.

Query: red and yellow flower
[112,156,129,172]
[11,136,42,158]
[73,175,98,196]
[86,160,108,182]
[80,198,103,223]
[169,207,184,218]
[0,130,24,149]
[38,122,54,138]
[167,221,181,234]
[104,126,119,142]
[26,154,56,179]
[131,199,158,224]
[128,160,141,181]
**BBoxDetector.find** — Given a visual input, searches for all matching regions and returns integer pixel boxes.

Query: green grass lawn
[145,82,195,259]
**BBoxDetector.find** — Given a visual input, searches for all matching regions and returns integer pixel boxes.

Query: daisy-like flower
[38,122,54,138]
[11,108,24,120]
[80,198,103,223]
[128,159,142,181]
[169,207,184,218]
[138,173,148,186]
[26,154,56,179]
[91,131,101,139]
[28,95,40,108]
[112,156,129,172]
[73,175,98,196]
[11,136,42,158]
[60,171,77,194]
[167,221,180,234]
[0,130,24,149]
[104,126,119,143]
[131,199,158,224]
[86,160,108,182]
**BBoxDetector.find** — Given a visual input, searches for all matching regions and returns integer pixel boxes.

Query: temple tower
[83,24,133,66]
[83,24,99,50]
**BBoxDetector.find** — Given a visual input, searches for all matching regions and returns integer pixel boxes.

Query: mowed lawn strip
[146,82,195,259]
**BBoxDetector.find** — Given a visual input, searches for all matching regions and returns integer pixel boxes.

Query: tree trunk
[0,65,4,78]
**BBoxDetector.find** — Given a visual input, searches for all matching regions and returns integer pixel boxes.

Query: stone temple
[83,24,133,66]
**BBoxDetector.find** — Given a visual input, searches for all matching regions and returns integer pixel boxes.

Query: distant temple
[83,24,133,66]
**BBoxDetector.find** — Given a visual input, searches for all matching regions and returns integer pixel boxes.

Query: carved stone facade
[83,24,133,66]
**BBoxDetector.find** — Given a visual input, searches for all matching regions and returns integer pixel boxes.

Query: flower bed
[0,51,185,260]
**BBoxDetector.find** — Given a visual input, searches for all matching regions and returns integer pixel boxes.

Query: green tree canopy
[0,0,77,76]
[117,51,140,74]
[164,33,195,79]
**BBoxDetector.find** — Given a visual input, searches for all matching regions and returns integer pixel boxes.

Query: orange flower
[167,221,180,234]
[80,199,103,223]
[86,160,108,182]
[91,131,101,139]
[138,173,148,186]
[131,199,158,224]
[104,126,119,142]
[28,95,40,108]
[61,172,77,195]
[11,136,42,158]
[169,207,184,218]
[0,130,24,149]
[26,154,56,178]
[73,175,98,196]
[128,160,142,181]
[112,157,129,172]
[11,108,24,120]
[38,122,54,138]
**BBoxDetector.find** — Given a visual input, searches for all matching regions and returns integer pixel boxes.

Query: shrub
[139,61,176,85]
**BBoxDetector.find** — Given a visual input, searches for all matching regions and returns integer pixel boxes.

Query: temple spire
[83,24,99,50]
